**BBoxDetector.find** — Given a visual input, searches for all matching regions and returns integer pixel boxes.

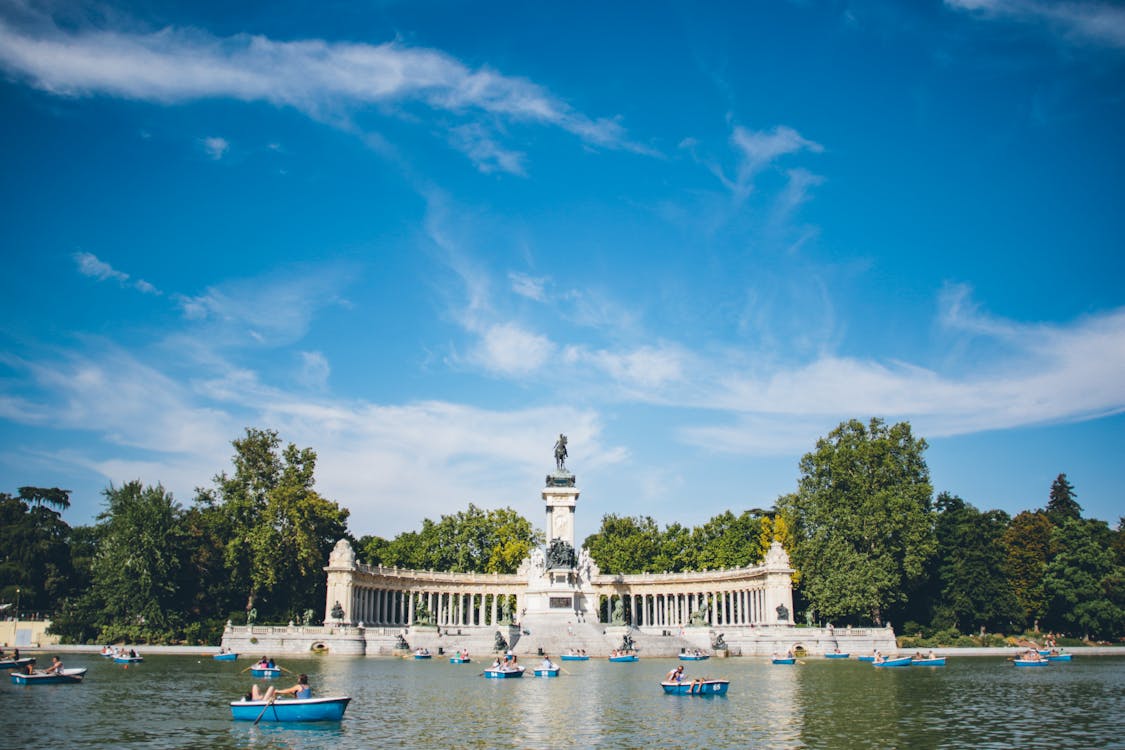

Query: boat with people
[824,652,850,659]
[534,666,560,677]
[113,653,143,664]
[911,657,946,667]
[679,650,710,661]
[250,666,282,678]
[608,652,638,662]
[873,656,913,667]
[661,679,730,696]
[772,657,796,665]
[483,665,526,678]
[10,668,87,685]
[0,657,35,671]
[560,651,589,661]
[1046,653,1072,662]
[230,696,351,722]
[412,648,433,660]
[213,651,239,661]
[857,655,875,662]
[449,655,471,664]
[1014,658,1049,667]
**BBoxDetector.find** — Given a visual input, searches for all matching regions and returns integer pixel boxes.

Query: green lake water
[1,654,1122,749]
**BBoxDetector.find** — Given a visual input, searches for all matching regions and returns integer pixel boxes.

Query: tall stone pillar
[325,539,357,624]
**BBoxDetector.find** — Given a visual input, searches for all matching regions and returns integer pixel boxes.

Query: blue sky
[1,0,1123,541]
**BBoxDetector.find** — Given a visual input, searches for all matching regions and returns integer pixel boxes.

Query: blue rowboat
[0,657,35,670]
[10,668,87,685]
[873,657,913,667]
[608,655,638,662]
[483,666,525,679]
[560,654,589,661]
[1037,649,1051,656]
[679,654,710,661]
[250,667,282,678]
[449,657,471,664]
[661,679,729,696]
[533,667,560,677]
[213,652,238,662]
[1014,659,1049,667]
[230,696,350,722]
[857,655,876,662]
[113,656,143,664]
[413,653,432,660]
[772,657,796,665]
[824,653,850,659]
[911,657,946,667]
[1046,653,1072,662]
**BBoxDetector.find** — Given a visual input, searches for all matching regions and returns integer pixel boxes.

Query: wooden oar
[253,696,276,726]
[239,665,254,673]
[277,665,294,674]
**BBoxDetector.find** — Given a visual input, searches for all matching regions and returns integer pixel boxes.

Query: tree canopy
[777,418,936,624]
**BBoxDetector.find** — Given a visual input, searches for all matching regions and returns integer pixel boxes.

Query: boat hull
[824,653,850,659]
[679,655,709,661]
[250,668,281,678]
[1046,654,1072,662]
[533,668,560,677]
[857,656,875,662]
[483,667,525,678]
[772,658,796,665]
[10,668,87,685]
[0,658,35,670]
[661,680,729,696]
[413,654,432,660]
[213,653,239,662]
[1014,659,1049,667]
[560,655,589,661]
[230,696,350,722]
[911,658,946,666]
[873,657,913,667]
[608,655,638,662]
[449,658,471,664]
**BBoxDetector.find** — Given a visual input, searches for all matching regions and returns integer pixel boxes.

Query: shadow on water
[1,653,1122,749]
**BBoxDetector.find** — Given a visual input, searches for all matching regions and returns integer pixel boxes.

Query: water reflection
[2,653,1121,749]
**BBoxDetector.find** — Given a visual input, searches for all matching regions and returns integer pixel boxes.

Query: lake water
[1,654,1122,749]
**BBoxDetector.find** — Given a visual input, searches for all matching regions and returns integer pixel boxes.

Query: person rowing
[665,665,685,682]
[253,673,311,702]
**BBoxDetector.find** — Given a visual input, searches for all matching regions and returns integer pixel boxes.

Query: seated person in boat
[263,673,312,701]
[539,656,556,670]
[666,665,685,682]
[490,658,502,669]
[43,656,64,674]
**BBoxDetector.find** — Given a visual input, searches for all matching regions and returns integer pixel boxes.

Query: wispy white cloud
[201,135,229,160]
[467,322,555,376]
[723,125,823,202]
[73,251,161,295]
[0,9,642,173]
[946,0,1125,50]
[297,351,331,390]
[509,271,547,302]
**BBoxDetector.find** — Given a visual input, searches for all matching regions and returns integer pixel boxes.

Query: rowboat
[533,667,560,677]
[1046,653,1072,662]
[608,654,638,662]
[679,654,710,661]
[213,652,239,661]
[1014,659,1049,667]
[413,652,432,660]
[483,666,525,678]
[1037,649,1051,656]
[250,667,282,678]
[661,679,729,696]
[857,655,876,662]
[824,653,850,659]
[113,655,143,664]
[911,657,946,667]
[230,696,351,722]
[873,657,913,667]
[10,668,87,685]
[772,657,796,665]
[449,657,471,664]
[0,657,35,670]
[560,654,589,661]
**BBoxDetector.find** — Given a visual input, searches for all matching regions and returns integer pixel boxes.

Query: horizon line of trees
[2,418,1122,643]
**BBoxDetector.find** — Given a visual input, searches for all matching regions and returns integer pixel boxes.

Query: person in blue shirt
[264,673,311,701]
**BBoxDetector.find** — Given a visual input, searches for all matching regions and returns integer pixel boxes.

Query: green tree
[1046,473,1082,525]
[583,515,664,574]
[930,493,1020,632]
[692,510,765,570]
[1042,517,1124,640]
[199,429,350,619]
[1001,511,1053,630]
[89,481,189,641]
[0,486,75,615]
[777,418,936,624]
